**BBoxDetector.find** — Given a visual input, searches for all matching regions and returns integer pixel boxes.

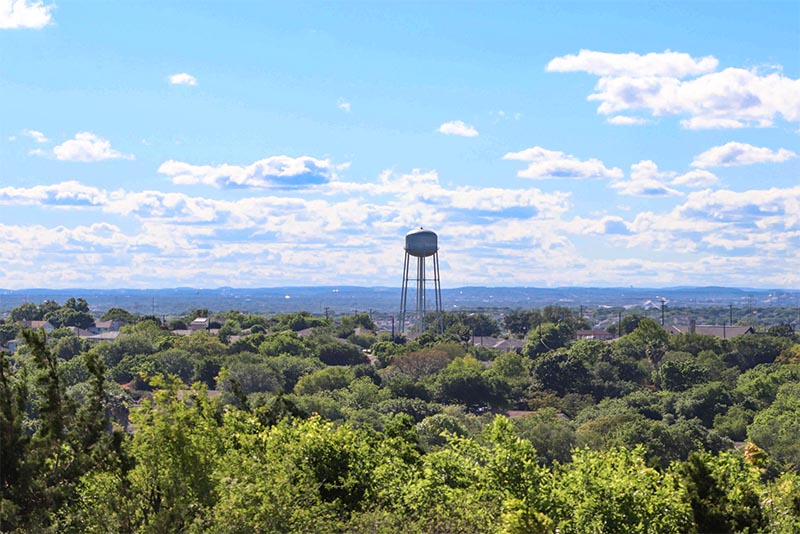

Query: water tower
[399,227,443,333]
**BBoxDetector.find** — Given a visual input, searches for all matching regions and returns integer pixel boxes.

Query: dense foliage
[1,302,799,533]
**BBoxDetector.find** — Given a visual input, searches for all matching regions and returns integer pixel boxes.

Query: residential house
[669,319,755,340]
[20,320,55,333]
[189,317,210,331]
[472,336,526,353]
[575,329,616,341]
[93,319,122,333]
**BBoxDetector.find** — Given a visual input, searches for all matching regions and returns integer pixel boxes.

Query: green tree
[552,446,693,533]
[316,339,366,366]
[522,322,571,358]
[434,355,506,408]
[530,349,591,396]
[676,451,767,534]
[101,307,136,324]
[9,301,42,322]
[727,334,790,371]
[258,330,309,357]
[748,382,800,470]
[513,408,576,466]
[607,313,644,336]
[503,309,543,337]
[123,378,224,532]
[294,366,355,396]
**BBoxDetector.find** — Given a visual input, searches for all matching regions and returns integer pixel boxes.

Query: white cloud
[503,146,623,180]
[0,181,108,207]
[611,160,682,197]
[679,117,746,129]
[338,98,351,112]
[547,49,718,78]
[0,0,53,29]
[492,110,522,122]
[671,169,719,188]
[606,116,648,125]
[437,120,479,137]
[3,169,799,288]
[351,169,571,219]
[52,132,134,162]
[548,49,800,129]
[604,185,800,259]
[588,68,800,129]
[691,142,797,168]
[22,129,48,143]
[569,215,632,236]
[159,155,339,189]
[168,72,197,86]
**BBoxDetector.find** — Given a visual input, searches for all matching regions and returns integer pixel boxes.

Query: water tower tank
[405,228,438,258]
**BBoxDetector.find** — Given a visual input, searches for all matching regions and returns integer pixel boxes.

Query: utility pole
[729,304,733,326]
[324,307,330,321]
[391,315,395,338]
[660,299,665,326]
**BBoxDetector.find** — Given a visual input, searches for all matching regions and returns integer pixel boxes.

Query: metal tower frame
[399,249,442,334]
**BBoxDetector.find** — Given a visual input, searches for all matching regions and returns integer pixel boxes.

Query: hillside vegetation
[1,302,799,533]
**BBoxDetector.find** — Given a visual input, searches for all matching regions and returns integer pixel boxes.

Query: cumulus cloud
[547,49,718,78]
[337,169,571,220]
[52,132,134,162]
[503,146,623,180]
[679,117,747,129]
[22,129,48,143]
[569,215,632,236]
[0,0,53,29]
[611,160,682,197]
[606,116,648,125]
[4,168,799,288]
[691,142,797,168]
[437,120,479,137]
[592,68,800,129]
[159,155,340,189]
[168,72,197,86]
[548,49,800,129]
[605,185,800,260]
[671,169,719,188]
[338,98,351,112]
[0,181,108,207]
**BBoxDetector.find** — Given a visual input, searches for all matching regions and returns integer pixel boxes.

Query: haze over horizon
[1,2,798,290]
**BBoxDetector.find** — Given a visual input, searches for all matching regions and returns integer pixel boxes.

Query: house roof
[85,331,122,342]
[576,329,615,337]
[491,338,526,350]
[472,336,525,351]
[68,326,95,337]
[669,324,754,339]
[21,320,54,329]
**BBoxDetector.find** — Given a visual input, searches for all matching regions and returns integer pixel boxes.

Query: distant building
[575,329,616,341]
[472,336,526,352]
[189,317,210,331]
[84,331,122,343]
[93,319,122,333]
[669,319,754,339]
[20,320,55,332]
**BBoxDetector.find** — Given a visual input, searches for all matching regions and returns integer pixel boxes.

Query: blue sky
[1,1,798,289]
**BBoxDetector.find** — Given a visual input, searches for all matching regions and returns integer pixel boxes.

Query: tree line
[1,301,799,532]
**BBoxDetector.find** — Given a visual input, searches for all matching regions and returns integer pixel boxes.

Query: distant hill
[1,286,798,317]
